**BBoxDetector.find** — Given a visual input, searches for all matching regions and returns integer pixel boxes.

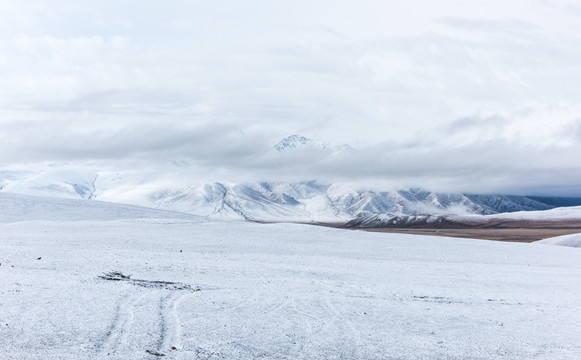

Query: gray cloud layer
[0,0,580,195]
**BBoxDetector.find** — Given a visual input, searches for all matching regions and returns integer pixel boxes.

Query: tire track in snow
[224,289,290,318]
[289,298,324,322]
[293,280,364,358]
[155,292,170,352]
[97,285,198,357]
[287,295,329,356]
[157,291,192,353]
[226,291,261,313]
[260,295,291,316]
[324,293,363,359]
[97,291,144,354]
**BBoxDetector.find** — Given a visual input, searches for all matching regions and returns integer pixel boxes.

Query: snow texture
[1,194,581,359]
[538,233,581,248]
[0,192,201,223]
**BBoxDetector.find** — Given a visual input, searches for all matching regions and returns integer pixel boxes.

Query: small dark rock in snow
[145,349,166,356]
[37,257,42,260]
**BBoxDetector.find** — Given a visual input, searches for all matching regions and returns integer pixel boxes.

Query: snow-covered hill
[0,192,201,223]
[539,233,581,248]
[484,206,581,221]
[1,194,581,359]
[0,168,97,200]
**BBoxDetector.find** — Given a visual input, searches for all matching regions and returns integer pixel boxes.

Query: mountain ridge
[1,166,581,227]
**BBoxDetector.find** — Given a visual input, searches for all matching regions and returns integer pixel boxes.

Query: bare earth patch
[358,220,581,242]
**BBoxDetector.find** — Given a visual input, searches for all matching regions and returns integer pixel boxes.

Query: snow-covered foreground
[1,201,581,359]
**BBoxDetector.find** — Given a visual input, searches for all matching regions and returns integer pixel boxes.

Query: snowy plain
[1,194,581,359]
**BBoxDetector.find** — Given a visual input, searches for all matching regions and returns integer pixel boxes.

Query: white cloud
[0,0,580,194]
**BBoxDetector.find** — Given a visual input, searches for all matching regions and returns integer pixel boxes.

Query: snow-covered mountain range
[1,135,579,226]
[144,182,581,225]
[1,164,580,226]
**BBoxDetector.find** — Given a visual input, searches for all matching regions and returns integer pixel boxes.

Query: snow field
[1,218,581,359]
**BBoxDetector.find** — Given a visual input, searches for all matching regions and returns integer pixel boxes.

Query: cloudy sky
[1,0,581,194]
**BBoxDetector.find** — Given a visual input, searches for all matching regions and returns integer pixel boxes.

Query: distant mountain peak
[274,135,353,153]
[274,135,315,151]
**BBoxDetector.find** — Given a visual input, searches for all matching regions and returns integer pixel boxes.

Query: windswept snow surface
[1,195,581,359]
[0,192,200,222]
[538,233,581,248]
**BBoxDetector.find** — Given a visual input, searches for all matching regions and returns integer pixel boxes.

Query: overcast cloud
[1,0,580,195]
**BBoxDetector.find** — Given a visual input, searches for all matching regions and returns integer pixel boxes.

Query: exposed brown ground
[359,220,581,242]
[361,227,581,242]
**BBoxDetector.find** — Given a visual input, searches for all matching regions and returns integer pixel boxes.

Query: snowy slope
[486,205,581,221]
[538,233,581,248]
[464,194,554,213]
[1,168,97,199]
[1,196,581,359]
[0,192,201,223]
[444,206,581,225]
